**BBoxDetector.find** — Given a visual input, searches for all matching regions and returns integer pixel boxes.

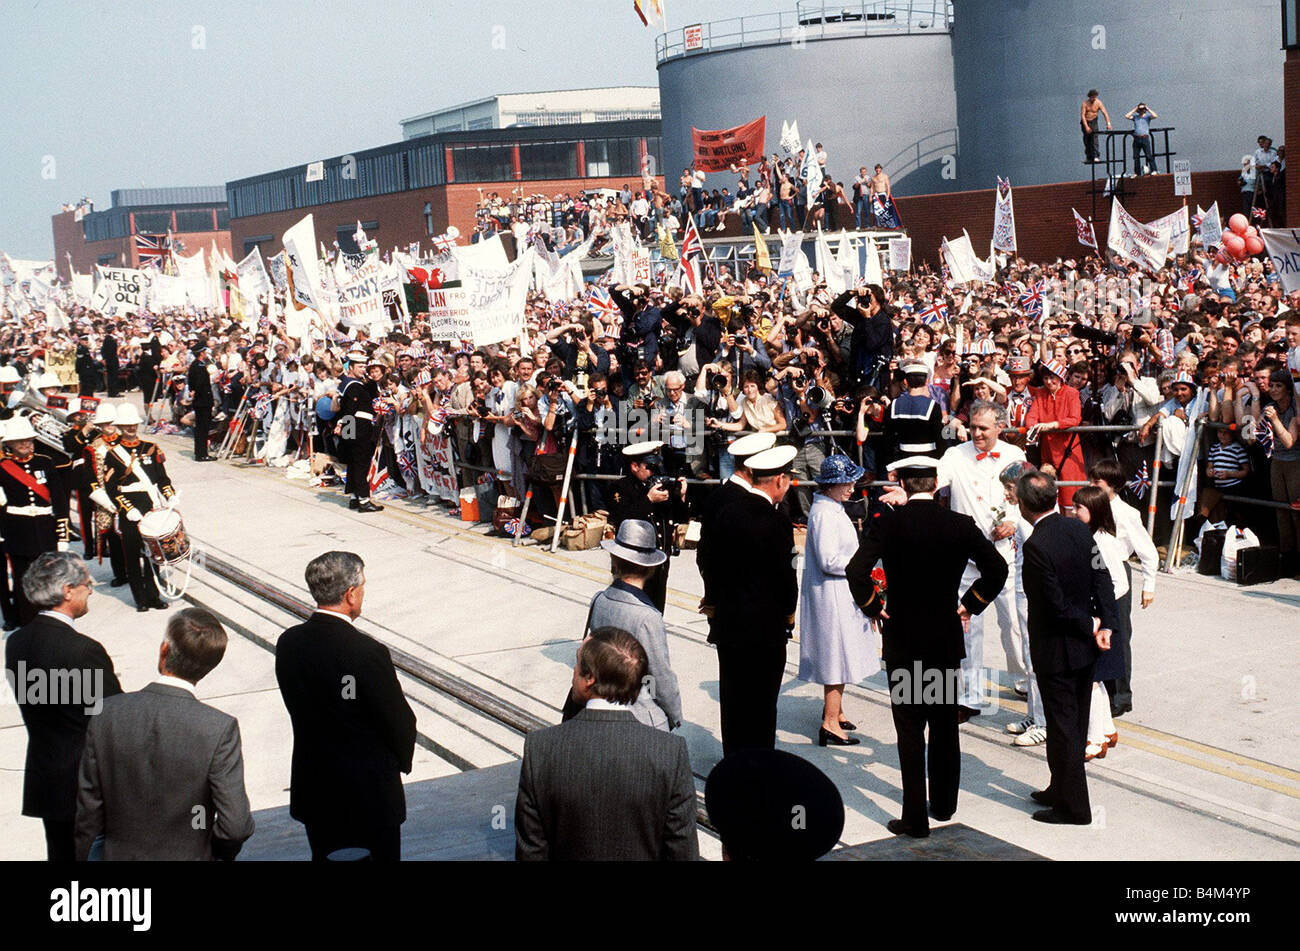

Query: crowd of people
[5,169,1300,859]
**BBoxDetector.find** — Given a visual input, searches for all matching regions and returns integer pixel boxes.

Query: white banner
[150,274,188,308]
[1107,200,1171,273]
[888,236,911,271]
[941,235,981,285]
[780,119,801,157]
[92,266,151,314]
[1146,206,1190,257]
[336,255,389,333]
[802,138,823,206]
[777,230,805,277]
[462,245,535,346]
[70,271,93,304]
[992,187,1017,253]
[1261,228,1300,294]
[174,249,206,280]
[282,214,328,315]
[237,248,271,301]
[451,233,509,272]
[267,252,288,291]
[815,229,845,295]
[835,232,860,287]
[426,287,473,341]
[1199,202,1223,249]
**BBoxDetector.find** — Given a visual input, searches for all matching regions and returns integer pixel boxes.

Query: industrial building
[656,1,1283,196]
[51,187,231,282]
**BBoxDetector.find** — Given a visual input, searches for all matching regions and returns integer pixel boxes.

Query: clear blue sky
[0,0,785,260]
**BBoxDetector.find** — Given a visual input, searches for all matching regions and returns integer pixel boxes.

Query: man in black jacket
[100,326,120,397]
[275,551,416,860]
[4,553,121,861]
[708,444,799,755]
[830,282,894,389]
[1016,470,1118,825]
[847,457,1008,838]
[188,343,215,461]
[74,339,98,397]
[607,441,688,614]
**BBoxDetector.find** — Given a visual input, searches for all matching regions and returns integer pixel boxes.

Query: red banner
[691,117,766,172]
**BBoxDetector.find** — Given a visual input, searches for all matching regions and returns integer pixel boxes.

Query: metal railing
[878,127,959,183]
[655,1,952,63]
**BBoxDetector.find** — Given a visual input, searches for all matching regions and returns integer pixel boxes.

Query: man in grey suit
[563,520,682,730]
[75,607,254,860]
[516,627,698,861]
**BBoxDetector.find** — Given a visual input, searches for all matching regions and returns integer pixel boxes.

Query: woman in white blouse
[797,454,880,746]
[1069,485,1128,761]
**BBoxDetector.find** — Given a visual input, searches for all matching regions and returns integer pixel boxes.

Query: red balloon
[1245,226,1260,239]
[1228,213,1250,235]
[1222,232,1246,256]
[1245,235,1265,255]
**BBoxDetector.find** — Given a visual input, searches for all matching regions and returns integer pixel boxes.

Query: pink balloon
[1245,235,1265,255]
[1222,232,1246,256]
[1228,213,1250,236]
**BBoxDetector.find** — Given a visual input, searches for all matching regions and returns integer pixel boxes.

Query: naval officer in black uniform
[708,443,799,755]
[188,343,216,462]
[607,440,688,614]
[846,455,1008,838]
[695,431,775,628]
[336,349,384,513]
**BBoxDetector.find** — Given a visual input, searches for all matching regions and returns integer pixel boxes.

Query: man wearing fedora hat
[0,417,71,626]
[562,519,683,732]
[103,404,175,612]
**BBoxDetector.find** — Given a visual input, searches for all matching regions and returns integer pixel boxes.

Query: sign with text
[691,116,766,172]
[426,287,473,341]
[684,23,703,50]
[1173,160,1192,196]
[888,236,912,271]
[336,256,386,330]
[1261,229,1300,294]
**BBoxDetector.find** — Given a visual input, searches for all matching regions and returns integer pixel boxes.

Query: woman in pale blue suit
[798,455,880,746]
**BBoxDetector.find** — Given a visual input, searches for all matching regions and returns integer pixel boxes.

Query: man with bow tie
[937,401,1027,720]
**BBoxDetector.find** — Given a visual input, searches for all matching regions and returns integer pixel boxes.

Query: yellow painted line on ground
[194,449,1300,792]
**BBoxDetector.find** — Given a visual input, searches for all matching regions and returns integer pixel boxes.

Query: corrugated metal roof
[110,187,226,208]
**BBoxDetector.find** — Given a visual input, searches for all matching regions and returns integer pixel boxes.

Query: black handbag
[1198,529,1227,576]
[1236,545,1280,586]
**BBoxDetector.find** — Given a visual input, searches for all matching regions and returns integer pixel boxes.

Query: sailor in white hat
[103,403,176,611]
[882,359,944,462]
[335,347,384,513]
[608,441,687,613]
[707,441,799,755]
[0,415,71,626]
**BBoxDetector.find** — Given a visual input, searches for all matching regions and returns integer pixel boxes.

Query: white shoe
[1014,725,1048,746]
[1006,716,1034,735]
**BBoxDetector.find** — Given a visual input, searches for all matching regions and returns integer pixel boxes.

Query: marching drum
[138,508,191,567]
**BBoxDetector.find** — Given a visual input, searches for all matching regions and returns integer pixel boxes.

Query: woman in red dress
[1026,359,1086,506]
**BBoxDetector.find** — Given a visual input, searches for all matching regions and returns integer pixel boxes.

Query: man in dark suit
[75,606,254,860]
[188,342,215,461]
[100,327,120,397]
[708,444,799,755]
[4,553,120,861]
[276,551,416,860]
[74,338,98,397]
[515,627,698,860]
[1016,470,1118,825]
[847,457,1008,838]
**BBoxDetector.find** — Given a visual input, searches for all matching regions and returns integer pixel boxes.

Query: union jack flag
[680,213,704,263]
[587,284,617,320]
[367,448,389,495]
[918,299,948,326]
[398,448,417,485]
[1257,417,1275,458]
[135,233,170,269]
[1126,461,1151,499]
[1183,266,1203,292]
[997,176,1011,193]
[1019,279,1045,318]
[1192,210,1205,230]
[1251,206,1267,221]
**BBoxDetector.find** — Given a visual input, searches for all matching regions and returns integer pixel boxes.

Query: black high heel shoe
[818,727,861,747]
[838,719,857,732]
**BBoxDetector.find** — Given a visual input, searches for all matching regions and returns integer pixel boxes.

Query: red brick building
[226,120,663,258]
[52,187,231,281]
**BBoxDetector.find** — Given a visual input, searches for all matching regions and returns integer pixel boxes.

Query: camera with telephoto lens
[706,368,728,392]
[806,385,835,411]
[1071,322,1118,348]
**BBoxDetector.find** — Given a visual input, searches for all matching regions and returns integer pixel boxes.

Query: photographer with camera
[650,371,696,479]
[1101,348,1163,490]
[574,372,620,510]
[787,378,840,522]
[695,360,741,479]
[611,283,663,378]
[530,373,580,516]
[608,441,688,613]
[830,282,895,390]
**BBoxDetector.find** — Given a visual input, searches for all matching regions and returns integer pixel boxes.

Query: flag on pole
[1019,279,1046,319]
[918,299,948,326]
[1072,208,1098,249]
[1251,206,1267,222]
[1126,461,1151,499]
[135,234,170,270]
[634,0,661,26]
[992,178,1017,253]
[587,284,618,320]
[780,120,801,157]
[753,223,772,272]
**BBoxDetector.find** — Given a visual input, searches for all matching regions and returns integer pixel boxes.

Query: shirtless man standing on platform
[1080,89,1112,164]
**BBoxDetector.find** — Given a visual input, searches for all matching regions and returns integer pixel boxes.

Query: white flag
[802,139,823,206]
[1199,201,1223,249]
[815,228,845,295]
[780,119,801,157]
[1107,200,1171,273]
[237,248,271,301]
[888,236,912,271]
[862,236,883,287]
[282,214,328,315]
[992,185,1017,253]
[836,231,861,286]
[941,235,981,285]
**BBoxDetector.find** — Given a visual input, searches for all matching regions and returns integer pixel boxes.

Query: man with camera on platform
[649,370,696,479]
[787,380,840,523]
[608,441,687,614]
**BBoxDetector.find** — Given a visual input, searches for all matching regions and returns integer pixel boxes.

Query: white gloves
[57,541,69,553]
[126,510,142,523]
[165,495,179,510]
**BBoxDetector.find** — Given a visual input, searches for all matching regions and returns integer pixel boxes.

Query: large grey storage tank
[950,0,1284,189]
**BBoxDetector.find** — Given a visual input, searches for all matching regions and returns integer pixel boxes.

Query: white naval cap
[623,440,664,459]
[887,455,939,478]
[728,431,777,462]
[746,443,798,476]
